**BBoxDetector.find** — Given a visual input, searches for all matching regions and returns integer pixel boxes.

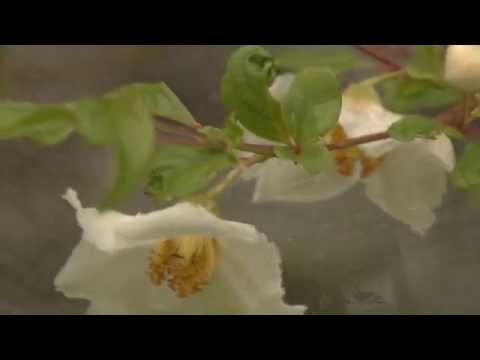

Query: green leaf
[0,82,196,209]
[146,145,235,203]
[67,83,195,208]
[442,126,465,140]
[111,83,196,126]
[69,83,195,144]
[407,45,444,81]
[199,126,227,148]
[275,47,372,74]
[452,143,480,190]
[275,143,332,175]
[72,94,155,209]
[388,115,464,142]
[379,77,463,114]
[221,46,290,142]
[0,103,75,145]
[283,67,342,145]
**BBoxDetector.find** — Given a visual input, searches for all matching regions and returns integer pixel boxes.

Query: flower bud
[445,45,480,92]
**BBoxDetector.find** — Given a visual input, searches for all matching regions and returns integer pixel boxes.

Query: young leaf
[275,143,332,175]
[275,47,372,74]
[388,115,463,142]
[146,145,235,203]
[221,46,290,143]
[378,77,463,115]
[0,103,75,145]
[407,45,444,81]
[200,119,244,153]
[283,67,342,145]
[451,143,480,190]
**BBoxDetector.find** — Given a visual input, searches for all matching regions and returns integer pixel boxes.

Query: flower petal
[250,158,360,203]
[242,162,266,182]
[214,233,307,314]
[63,189,132,253]
[64,188,263,253]
[363,142,448,235]
[116,203,261,248]
[415,134,456,173]
[269,73,295,103]
[339,96,402,158]
[57,209,306,314]
[143,232,306,314]
[55,239,153,306]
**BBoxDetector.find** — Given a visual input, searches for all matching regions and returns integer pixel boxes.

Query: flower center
[147,235,217,298]
[327,125,384,178]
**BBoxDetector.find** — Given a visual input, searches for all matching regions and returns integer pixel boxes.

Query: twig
[155,117,207,144]
[237,143,276,156]
[327,132,390,151]
[353,45,403,72]
[155,106,472,157]
[206,155,264,199]
[156,130,205,148]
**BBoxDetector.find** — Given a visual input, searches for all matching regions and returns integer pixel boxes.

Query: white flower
[445,45,480,92]
[244,76,455,235]
[55,189,307,315]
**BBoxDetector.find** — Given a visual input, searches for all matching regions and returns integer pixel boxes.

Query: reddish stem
[353,45,403,72]
[156,106,475,158]
[327,132,390,151]
[156,131,206,148]
[237,143,276,156]
[155,117,204,138]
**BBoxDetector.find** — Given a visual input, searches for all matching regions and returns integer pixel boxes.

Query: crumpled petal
[250,158,360,203]
[63,188,259,253]
[63,189,132,253]
[363,142,448,235]
[56,189,306,315]
[445,45,480,92]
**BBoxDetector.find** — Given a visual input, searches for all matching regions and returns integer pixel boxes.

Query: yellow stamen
[327,126,362,176]
[147,235,217,299]
[327,125,383,179]
[361,155,384,178]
